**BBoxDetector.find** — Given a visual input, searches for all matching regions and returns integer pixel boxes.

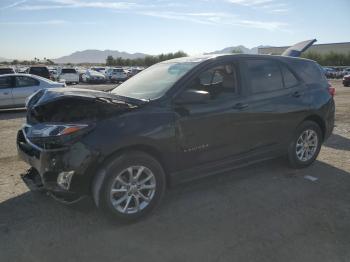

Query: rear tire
[288,121,322,169]
[97,151,166,222]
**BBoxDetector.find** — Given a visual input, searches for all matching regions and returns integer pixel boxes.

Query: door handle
[232,103,248,110]
[292,91,301,98]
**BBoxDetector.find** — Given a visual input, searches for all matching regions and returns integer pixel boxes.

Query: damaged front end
[17,88,141,203]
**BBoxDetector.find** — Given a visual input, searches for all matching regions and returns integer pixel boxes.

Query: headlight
[27,123,89,138]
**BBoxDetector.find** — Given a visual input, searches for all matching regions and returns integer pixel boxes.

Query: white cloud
[0,19,95,25]
[226,0,275,6]
[137,11,285,30]
[0,0,27,10]
[20,0,139,10]
[226,0,289,13]
[9,0,286,31]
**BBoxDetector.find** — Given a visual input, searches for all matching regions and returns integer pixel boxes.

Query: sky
[0,0,349,60]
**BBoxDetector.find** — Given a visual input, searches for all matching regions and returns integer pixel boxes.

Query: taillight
[328,85,335,97]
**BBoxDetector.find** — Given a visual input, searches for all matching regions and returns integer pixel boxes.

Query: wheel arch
[91,144,170,207]
[302,114,326,140]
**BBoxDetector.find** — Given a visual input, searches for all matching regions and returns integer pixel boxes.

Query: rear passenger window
[246,60,283,94]
[281,65,298,88]
[15,76,39,87]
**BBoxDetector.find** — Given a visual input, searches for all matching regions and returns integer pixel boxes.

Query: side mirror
[174,89,210,105]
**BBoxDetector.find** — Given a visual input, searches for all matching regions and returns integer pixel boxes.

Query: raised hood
[26,88,141,124]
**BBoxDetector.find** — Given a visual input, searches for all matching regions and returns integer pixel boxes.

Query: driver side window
[187,63,239,100]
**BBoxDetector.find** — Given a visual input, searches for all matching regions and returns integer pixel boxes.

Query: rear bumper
[17,127,99,202]
[343,79,350,86]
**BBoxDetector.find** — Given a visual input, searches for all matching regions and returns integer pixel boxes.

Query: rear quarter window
[280,64,299,88]
[289,60,327,86]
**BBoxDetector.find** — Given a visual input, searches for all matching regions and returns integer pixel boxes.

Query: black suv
[28,66,51,79]
[0,67,15,75]
[17,53,335,221]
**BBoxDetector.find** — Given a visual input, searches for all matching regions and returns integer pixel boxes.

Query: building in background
[258,42,350,55]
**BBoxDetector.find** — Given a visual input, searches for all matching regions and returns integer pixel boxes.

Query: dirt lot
[0,80,349,262]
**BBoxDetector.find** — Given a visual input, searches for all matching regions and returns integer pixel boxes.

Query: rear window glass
[61,69,77,74]
[30,67,49,74]
[0,68,14,74]
[246,59,283,94]
[113,69,124,73]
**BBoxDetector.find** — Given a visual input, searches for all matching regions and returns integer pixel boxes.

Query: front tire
[98,151,166,222]
[288,121,322,169]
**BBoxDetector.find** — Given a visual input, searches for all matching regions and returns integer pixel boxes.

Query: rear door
[12,76,41,106]
[241,58,310,152]
[0,76,15,108]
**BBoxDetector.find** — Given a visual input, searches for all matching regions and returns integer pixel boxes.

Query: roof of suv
[163,53,315,64]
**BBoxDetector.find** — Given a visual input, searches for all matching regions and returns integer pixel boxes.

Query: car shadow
[325,133,350,151]
[0,109,26,120]
[1,159,350,261]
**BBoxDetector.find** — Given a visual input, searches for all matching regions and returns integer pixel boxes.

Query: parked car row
[323,67,350,79]
[0,65,145,85]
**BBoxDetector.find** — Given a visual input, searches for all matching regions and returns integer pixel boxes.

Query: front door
[174,60,252,171]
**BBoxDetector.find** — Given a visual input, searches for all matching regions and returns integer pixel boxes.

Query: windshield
[111,61,199,100]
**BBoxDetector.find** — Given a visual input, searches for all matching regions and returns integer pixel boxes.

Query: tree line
[301,51,350,67]
[106,51,188,67]
[2,50,349,67]
[1,58,55,66]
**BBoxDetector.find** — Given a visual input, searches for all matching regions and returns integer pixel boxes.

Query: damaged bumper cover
[17,88,142,203]
[17,126,99,203]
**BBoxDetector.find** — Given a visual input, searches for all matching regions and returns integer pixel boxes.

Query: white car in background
[58,68,79,84]
[81,70,106,84]
[91,67,107,75]
[0,74,65,109]
[109,68,128,83]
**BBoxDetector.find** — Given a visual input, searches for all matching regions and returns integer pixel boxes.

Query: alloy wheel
[295,129,318,162]
[109,166,156,214]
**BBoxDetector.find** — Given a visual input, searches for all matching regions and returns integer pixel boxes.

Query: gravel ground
[0,80,349,262]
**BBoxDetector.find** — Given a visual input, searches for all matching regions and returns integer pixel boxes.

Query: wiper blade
[109,94,150,105]
[94,97,138,108]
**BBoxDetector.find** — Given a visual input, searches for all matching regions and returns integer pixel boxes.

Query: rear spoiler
[281,39,317,57]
